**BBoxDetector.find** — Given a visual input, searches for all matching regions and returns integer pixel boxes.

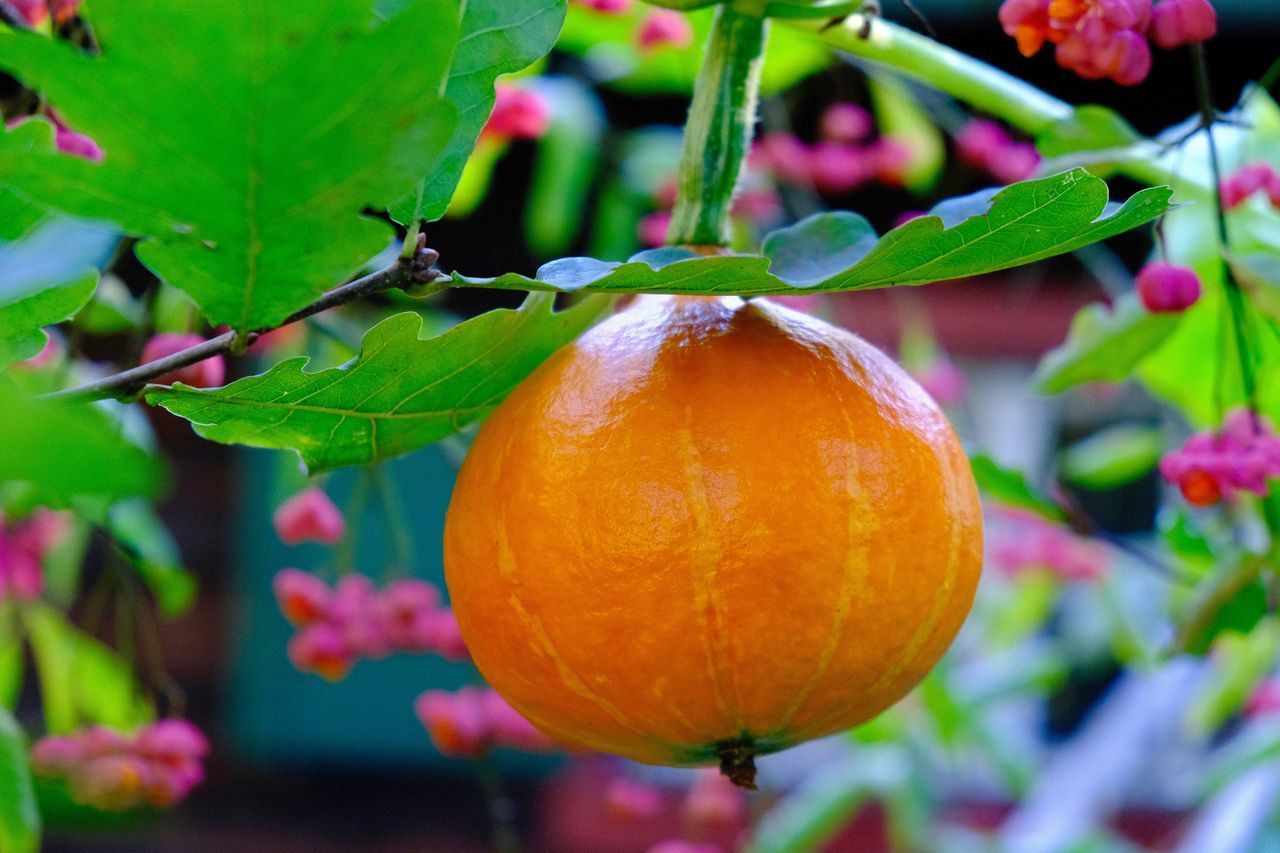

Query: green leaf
[0,387,165,503]
[1036,105,1140,159]
[1058,424,1163,491]
[146,295,613,472]
[1232,251,1280,324]
[969,454,1066,522]
[0,632,21,710]
[0,217,117,367]
[390,0,567,224]
[868,72,945,194]
[0,706,40,853]
[523,77,606,257]
[23,603,153,734]
[457,170,1172,296]
[0,0,460,331]
[1033,294,1183,394]
[106,501,197,618]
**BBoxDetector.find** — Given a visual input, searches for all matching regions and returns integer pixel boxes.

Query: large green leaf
[456,170,1171,296]
[146,295,612,472]
[0,387,165,503]
[0,0,460,331]
[969,454,1067,523]
[24,603,154,734]
[1058,424,1163,491]
[0,217,117,367]
[0,706,40,853]
[1033,293,1183,395]
[390,0,567,224]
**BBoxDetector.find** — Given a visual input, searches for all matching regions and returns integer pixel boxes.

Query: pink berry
[636,10,694,52]
[606,776,665,821]
[990,142,1042,184]
[288,623,354,681]
[638,211,672,248]
[482,85,551,141]
[70,755,152,811]
[273,487,346,546]
[912,360,967,407]
[1221,162,1280,211]
[1149,0,1217,50]
[424,608,472,661]
[574,0,632,12]
[756,132,812,186]
[809,142,871,195]
[682,768,748,830]
[272,568,332,625]
[139,333,226,388]
[415,688,492,758]
[868,136,916,186]
[1135,261,1202,313]
[481,690,557,752]
[819,103,873,144]
[955,119,1013,171]
[1246,679,1280,718]
[729,188,783,225]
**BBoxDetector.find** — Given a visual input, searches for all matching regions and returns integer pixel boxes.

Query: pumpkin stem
[718,742,758,790]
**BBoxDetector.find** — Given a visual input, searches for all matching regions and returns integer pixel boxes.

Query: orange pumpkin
[444,295,983,786]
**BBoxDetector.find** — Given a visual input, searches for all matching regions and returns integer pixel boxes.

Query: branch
[46,240,443,402]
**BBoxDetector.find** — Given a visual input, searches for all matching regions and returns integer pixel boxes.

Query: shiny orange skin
[443,295,983,767]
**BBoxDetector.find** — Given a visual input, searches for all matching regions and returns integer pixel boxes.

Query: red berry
[1149,0,1217,50]
[1135,262,1201,313]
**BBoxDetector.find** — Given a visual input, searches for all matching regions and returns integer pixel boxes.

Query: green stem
[669,5,769,247]
[790,15,1072,136]
[1190,43,1259,412]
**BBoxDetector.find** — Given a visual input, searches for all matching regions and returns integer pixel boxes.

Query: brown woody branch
[46,240,442,402]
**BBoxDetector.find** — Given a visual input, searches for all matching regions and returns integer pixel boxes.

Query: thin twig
[44,241,443,402]
[1190,44,1259,411]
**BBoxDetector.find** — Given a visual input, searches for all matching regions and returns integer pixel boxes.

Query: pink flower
[637,10,694,52]
[682,768,747,830]
[1246,679,1280,718]
[272,568,332,626]
[638,211,672,248]
[415,688,556,758]
[273,487,345,546]
[31,721,208,811]
[288,623,355,681]
[415,688,493,758]
[993,510,1110,582]
[756,133,812,186]
[1221,162,1280,211]
[139,333,226,388]
[868,136,915,186]
[647,842,723,853]
[911,359,967,406]
[422,608,472,662]
[1149,0,1217,50]
[819,103,873,144]
[573,0,633,13]
[810,142,871,195]
[482,85,551,141]
[606,776,665,821]
[1160,409,1280,506]
[1135,261,1201,312]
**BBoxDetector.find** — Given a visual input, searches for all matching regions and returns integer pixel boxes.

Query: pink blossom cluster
[6,112,103,163]
[571,1,695,53]
[1135,261,1201,313]
[140,333,226,389]
[273,487,346,546]
[414,686,556,758]
[992,510,1110,582]
[1221,162,1280,211]
[481,84,552,142]
[0,509,68,602]
[751,103,915,196]
[999,0,1217,87]
[1159,409,1280,506]
[31,720,208,811]
[274,570,470,681]
[954,119,1041,184]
